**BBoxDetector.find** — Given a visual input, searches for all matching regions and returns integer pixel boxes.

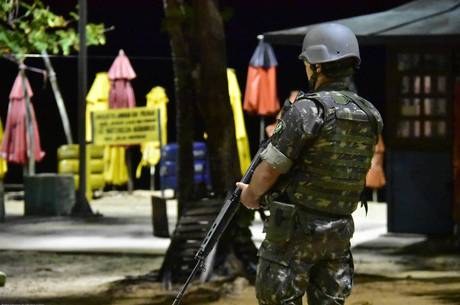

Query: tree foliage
[0,0,106,60]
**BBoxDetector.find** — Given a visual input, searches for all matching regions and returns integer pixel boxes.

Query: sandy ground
[1,192,459,305]
[1,240,460,305]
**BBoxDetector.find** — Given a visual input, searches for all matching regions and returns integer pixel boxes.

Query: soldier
[237,23,383,305]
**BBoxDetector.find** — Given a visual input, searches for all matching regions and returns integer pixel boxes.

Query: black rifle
[172,141,268,305]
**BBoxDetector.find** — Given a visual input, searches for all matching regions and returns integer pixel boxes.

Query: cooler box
[159,142,211,191]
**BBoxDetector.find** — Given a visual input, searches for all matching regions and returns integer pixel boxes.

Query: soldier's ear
[316,64,322,73]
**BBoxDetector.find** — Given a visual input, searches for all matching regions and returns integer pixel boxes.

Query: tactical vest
[283,90,380,216]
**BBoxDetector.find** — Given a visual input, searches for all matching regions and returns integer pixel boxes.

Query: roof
[263,0,460,45]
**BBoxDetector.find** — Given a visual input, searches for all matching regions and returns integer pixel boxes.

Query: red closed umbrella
[106,50,137,190]
[108,49,136,109]
[0,73,44,164]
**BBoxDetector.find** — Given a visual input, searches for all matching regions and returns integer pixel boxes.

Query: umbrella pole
[158,108,165,199]
[126,148,134,194]
[0,180,4,222]
[19,64,35,176]
[259,116,265,143]
[150,166,155,191]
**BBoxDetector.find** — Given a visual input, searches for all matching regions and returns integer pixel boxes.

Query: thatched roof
[263,0,460,45]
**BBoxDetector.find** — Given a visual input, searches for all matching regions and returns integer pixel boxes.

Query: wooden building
[263,0,460,234]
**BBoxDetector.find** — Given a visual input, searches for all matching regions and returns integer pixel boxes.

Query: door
[386,49,453,234]
[453,78,460,228]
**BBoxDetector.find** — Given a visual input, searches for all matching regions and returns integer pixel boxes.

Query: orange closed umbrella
[366,135,386,189]
[243,40,280,116]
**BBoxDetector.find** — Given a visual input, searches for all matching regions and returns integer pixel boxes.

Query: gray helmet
[299,23,361,65]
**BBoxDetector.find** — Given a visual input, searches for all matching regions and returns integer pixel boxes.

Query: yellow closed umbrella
[227,68,251,174]
[86,72,110,142]
[87,72,129,186]
[136,86,168,181]
[0,118,8,179]
[148,86,168,145]
[104,146,128,185]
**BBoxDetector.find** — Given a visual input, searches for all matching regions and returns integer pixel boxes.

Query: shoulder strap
[340,91,379,144]
[303,92,336,122]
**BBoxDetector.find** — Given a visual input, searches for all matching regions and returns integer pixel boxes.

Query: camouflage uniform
[256,82,383,305]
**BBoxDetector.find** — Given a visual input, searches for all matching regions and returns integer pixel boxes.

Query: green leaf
[86,23,106,46]
[57,29,77,55]
[69,11,78,21]
[0,0,108,55]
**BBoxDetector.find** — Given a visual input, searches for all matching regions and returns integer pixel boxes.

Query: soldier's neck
[314,77,350,92]
[314,75,333,90]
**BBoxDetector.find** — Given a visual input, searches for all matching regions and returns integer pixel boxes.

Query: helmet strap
[308,64,319,91]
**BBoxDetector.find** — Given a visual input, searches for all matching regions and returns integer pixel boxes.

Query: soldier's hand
[236,182,260,209]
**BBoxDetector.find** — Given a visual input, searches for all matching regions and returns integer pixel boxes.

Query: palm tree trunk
[193,0,240,193]
[163,0,195,213]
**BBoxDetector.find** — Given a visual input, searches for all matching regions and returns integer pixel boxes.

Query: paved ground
[0,190,387,254]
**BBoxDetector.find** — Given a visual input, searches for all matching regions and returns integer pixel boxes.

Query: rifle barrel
[171,140,269,305]
[172,260,203,305]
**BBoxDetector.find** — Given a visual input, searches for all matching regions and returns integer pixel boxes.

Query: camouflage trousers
[255,209,355,305]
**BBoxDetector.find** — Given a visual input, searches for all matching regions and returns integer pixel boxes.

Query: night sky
[0,0,411,186]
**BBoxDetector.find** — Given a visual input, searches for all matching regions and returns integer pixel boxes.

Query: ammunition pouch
[265,201,297,244]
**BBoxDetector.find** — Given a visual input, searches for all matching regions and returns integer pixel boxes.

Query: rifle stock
[171,141,268,305]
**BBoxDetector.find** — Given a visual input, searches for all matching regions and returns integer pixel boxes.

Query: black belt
[296,204,350,219]
[270,192,351,219]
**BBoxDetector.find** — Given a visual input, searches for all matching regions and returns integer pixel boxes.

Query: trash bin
[151,195,169,238]
[24,173,75,216]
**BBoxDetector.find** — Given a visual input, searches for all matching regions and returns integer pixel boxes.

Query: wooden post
[19,65,35,176]
[73,0,94,216]
[0,180,4,222]
[259,117,265,143]
[126,148,134,193]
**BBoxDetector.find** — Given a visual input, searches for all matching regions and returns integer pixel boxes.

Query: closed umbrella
[86,72,110,142]
[243,40,280,141]
[136,86,168,190]
[0,73,44,165]
[108,49,136,109]
[0,118,8,179]
[85,71,129,186]
[227,68,251,174]
[366,135,386,201]
[85,72,111,194]
[104,146,128,186]
[243,40,279,115]
[105,50,137,189]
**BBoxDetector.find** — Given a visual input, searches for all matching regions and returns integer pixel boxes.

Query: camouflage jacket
[261,81,383,216]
